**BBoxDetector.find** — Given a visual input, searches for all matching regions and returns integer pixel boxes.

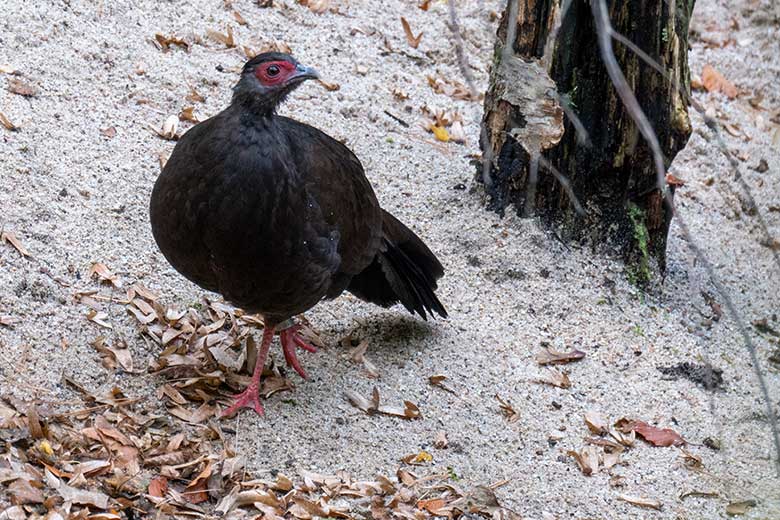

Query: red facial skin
[254,60,297,86]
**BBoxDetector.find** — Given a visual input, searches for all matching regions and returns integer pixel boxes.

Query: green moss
[626,202,652,285]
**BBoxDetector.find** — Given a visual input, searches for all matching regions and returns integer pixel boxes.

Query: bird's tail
[347,210,447,320]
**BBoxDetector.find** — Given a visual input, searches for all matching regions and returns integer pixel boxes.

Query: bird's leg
[278,319,318,379]
[221,324,275,417]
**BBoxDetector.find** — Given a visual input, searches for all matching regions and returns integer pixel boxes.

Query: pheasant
[150,53,446,417]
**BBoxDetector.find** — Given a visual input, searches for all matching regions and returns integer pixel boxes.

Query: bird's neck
[232,91,277,119]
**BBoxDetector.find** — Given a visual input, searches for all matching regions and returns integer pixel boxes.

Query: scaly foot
[279,325,318,379]
[221,381,264,417]
[221,325,275,418]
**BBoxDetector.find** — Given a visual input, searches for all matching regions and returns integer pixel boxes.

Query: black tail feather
[347,210,447,320]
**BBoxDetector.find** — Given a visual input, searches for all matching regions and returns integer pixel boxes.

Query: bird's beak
[291,63,320,82]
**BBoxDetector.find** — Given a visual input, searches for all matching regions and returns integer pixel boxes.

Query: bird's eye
[266,65,280,76]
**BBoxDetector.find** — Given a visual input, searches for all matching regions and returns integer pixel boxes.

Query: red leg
[221,325,275,417]
[279,325,318,379]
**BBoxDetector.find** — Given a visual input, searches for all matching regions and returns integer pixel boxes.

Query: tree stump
[480,0,695,280]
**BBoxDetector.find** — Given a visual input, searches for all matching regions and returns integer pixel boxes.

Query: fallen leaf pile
[420,106,466,144]
[1,394,518,518]
[427,75,481,102]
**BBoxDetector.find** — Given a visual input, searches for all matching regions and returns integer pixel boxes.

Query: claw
[280,326,318,379]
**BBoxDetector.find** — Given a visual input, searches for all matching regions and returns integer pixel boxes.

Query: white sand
[1,0,779,517]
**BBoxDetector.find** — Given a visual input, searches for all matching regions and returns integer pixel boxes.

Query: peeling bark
[480,0,695,278]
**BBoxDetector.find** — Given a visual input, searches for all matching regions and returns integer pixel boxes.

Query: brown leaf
[207,26,236,48]
[152,115,179,140]
[429,374,456,394]
[536,346,586,365]
[495,394,519,423]
[9,478,44,504]
[100,126,117,138]
[417,498,446,515]
[584,411,608,435]
[45,470,110,509]
[348,339,380,378]
[567,446,599,476]
[400,17,422,49]
[630,420,685,447]
[701,64,737,99]
[232,10,248,25]
[299,0,330,13]
[726,500,756,516]
[537,367,571,388]
[186,86,206,104]
[317,78,341,91]
[154,33,189,52]
[1,231,31,257]
[89,262,122,288]
[86,310,113,329]
[617,494,662,510]
[179,106,199,123]
[148,476,168,497]
[418,0,431,10]
[7,77,38,97]
[0,111,17,131]
[183,462,212,503]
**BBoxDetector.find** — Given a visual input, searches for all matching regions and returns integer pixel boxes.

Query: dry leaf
[153,115,179,140]
[1,231,31,257]
[207,26,236,48]
[630,420,685,447]
[348,339,379,378]
[536,346,586,365]
[155,33,189,52]
[666,173,685,186]
[449,120,466,144]
[89,262,122,288]
[433,431,448,449]
[617,494,662,510]
[179,106,199,123]
[186,86,206,103]
[392,87,409,100]
[7,77,38,97]
[0,64,16,74]
[431,125,449,142]
[418,0,431,10]
[148,476,168,497]
[183,462,212,503]
[400,17,422,49]
[0,112,17,131]
[567,446,599,476]
[317,78,340,91]
[726,500,756,516]
[495,394,519,423]
[45,470,110,509]
[100,126,117,138]
[701,64,738,99]
[584,411,608,435]
[538,367,571,388]
[299,0,330,13]
[232,10,248,25]
[87,310,113,329]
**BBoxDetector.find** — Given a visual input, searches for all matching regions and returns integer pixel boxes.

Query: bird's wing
[277,116,383,279]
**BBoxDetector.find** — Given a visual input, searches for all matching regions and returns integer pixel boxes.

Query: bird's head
[233,52,319,114]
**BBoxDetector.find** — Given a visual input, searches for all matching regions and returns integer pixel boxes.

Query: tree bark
[480,0,695,280]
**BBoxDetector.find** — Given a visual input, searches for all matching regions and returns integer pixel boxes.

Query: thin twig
[591,0,780,476]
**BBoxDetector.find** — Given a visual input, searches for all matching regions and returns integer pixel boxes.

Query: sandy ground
[2,0,780,517]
